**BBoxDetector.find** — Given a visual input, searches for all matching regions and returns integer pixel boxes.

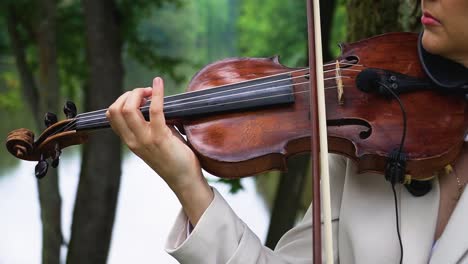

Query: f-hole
[339,55,359,69]
[327,118,372,139]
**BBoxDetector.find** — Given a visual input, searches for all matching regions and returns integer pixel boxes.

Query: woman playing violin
[106,0,468,262]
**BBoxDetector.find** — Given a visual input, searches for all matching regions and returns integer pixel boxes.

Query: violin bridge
[335,60,344,105]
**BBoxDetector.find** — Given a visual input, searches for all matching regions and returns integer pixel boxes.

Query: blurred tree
[66,0,123,263]
[238,0,308,67]
[4,0,63,263]
[401,0,422,32]
[346,0,403,42]
[1,0,181,263]
[68,0,183,263]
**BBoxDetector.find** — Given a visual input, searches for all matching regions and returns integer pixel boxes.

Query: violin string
[75,70,359,121]
[161,70,358,106]
[324,61,364,68]
[72,80,317,127]
[71,89,342,130]
[58,74,355,134]
[57,82,352,134]
[77,80,315,126]
[75,71,356,122]
[86,83,353,130]
[77,68,308,118]
[52,72,351,135]
[140,76,350,108]
[158,75,350,107]
[68,83,352,131]
[74,74,353,124]
[76,61,363,118]
[55,61,364,135]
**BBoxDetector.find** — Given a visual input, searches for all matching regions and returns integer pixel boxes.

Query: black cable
[378,82,408,153]
[379,82,406,263]
[391,183,403,264]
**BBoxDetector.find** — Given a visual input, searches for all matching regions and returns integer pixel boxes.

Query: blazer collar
[429,185,468,263]
[400,179,440,263]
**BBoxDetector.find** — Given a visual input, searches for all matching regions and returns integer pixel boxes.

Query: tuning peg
[35,155,49,179]
[64,101,77,119]
[51,157,60,168]
[44,112,58,128]
[51,144,61,168]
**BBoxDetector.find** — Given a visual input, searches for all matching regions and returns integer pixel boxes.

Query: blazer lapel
[430,186,468,263]
[400,178,440,264]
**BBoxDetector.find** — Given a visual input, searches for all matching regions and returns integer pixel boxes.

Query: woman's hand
[106,77,213,225]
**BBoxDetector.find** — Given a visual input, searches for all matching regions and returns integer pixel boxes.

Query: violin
[6,32,466,181]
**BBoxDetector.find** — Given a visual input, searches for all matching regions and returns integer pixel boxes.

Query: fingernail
[154,77,161,86]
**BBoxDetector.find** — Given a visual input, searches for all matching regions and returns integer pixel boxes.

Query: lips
[421,11,442,26]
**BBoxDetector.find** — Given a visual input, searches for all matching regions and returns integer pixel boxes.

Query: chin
[422,29,450,57]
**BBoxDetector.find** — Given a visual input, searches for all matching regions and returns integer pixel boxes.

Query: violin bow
[307,0,334,263]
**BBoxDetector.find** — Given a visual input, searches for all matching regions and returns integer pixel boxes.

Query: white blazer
[165,154,468,263]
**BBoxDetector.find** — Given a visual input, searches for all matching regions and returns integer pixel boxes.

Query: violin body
[183,32,466,179]
[182,56,311,178]
[6,32,467,180]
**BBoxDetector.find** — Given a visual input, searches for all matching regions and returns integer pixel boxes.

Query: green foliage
[123,0,241,95]
[216,178,244,194]
[195,0,239,62]
[237,0,308,67]
[0,18,7,52]
[237,0,349,64]
[119,0,184,81]
[329,2,348,57]
[0,71,21,110]
[346,0,402,42]
[56,0,86,102]
[0,65,34,171]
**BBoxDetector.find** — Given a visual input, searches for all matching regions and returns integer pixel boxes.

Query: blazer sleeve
[165,154,346,264]
[165,187,311,264]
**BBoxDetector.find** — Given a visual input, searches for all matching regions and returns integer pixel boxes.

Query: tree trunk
[36,1,63,263]
[405,0,421,32]
[5,6,40,128]
[346,0,402,42]
[320,0,337,62]
[66,0,123,263]
[265,0,336,249]
[7,2,63,263]
[265,154,310,249]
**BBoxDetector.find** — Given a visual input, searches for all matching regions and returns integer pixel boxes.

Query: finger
[141,90,153,118]
[106,92,135,142]
[141,96,150,108]
[149,77,168,134]
[122,87,153,139]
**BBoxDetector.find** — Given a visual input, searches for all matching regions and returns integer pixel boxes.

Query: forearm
[170,171,214,226]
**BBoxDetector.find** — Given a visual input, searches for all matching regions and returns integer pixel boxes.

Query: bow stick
[307,0,334,263]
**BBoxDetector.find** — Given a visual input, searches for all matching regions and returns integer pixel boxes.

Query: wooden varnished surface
[182,33,467,179]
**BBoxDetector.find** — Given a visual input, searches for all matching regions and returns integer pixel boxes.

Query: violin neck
[73,73,295,131]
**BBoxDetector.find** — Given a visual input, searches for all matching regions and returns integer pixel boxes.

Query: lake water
[0,152,270,263]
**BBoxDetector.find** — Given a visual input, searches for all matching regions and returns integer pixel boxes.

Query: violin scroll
[5,101,89,178]
[6,128,35,159]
